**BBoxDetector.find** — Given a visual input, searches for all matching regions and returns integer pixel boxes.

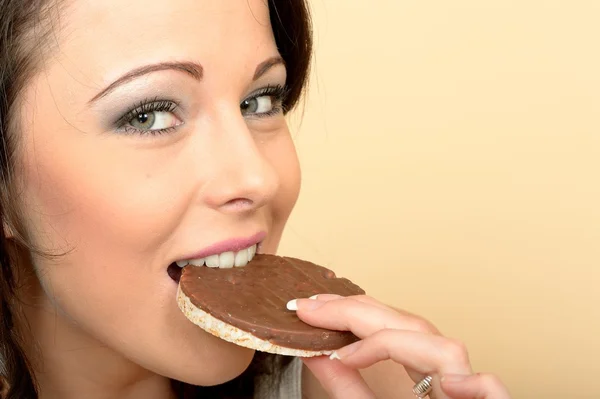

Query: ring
[412,375,433,398]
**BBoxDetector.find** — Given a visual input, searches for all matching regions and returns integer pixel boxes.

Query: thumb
[302,356,375,399]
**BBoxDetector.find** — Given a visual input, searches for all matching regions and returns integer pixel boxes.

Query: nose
[200,113,279,214]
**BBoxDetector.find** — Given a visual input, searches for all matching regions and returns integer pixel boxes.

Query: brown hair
[0,0,312,397]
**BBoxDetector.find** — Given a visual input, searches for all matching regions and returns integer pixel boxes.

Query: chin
[166,340,257,387]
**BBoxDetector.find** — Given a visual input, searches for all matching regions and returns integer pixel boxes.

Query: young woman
[0,0,512,398]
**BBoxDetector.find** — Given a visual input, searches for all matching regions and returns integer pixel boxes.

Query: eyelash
[246,84,289,118]
[115,85,289,136]
[115,98,180,136]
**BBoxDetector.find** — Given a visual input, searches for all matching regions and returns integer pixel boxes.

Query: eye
[116,99,183,135]
[129,110,180,132]
[241,95,275,116]
[240,85,288,117]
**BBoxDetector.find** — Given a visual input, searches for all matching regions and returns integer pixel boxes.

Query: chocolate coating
[179,254,365,351]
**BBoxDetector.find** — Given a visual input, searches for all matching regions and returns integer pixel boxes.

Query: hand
[287,294,511,399]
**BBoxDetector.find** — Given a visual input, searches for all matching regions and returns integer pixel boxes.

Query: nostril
[223,197,254,211]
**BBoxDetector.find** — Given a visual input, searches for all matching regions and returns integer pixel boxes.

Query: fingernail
[286,298,325,311]
[334,340,363,359]
[329,352,341,360]
[309,294,320,300]
[286,299,298,311]
[441,374,469,383]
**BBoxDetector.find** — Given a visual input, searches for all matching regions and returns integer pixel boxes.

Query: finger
[298,295,440,334]
[352,295,442,335]
[310,294,390,311]
[289,297,438,337]
[308,294,343,301]
[441,373,512,399]
[302,356,375,399]
[333,329,473,377]
[332,330,472,399]
[309,294,439,329]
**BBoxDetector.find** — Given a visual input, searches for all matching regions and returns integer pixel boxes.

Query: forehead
[50,0,277,89]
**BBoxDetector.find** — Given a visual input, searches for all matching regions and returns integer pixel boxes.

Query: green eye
[240,85,288,117]
[241,95,275,116]
[129,110,179,131]
[116,100,183,135]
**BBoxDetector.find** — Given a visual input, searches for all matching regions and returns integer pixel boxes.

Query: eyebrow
[88,62,203,104]
[253,56,285,81]
[88,56,285,105]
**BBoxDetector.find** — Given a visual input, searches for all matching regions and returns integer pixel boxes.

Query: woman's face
[14,0,300,386]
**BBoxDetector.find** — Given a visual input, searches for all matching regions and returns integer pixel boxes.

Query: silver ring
[413,375,433,398]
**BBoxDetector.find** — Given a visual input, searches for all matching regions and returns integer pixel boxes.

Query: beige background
[279,1,600,398]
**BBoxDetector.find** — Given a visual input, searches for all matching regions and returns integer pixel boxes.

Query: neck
[13,253,176,399]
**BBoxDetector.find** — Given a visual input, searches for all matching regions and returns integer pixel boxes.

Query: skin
[296,296,512,399]
[9,0,512,398]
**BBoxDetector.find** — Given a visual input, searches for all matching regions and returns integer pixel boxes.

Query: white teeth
[248,244,257,260]
[234,249,248,267]
[219,251,235,268]
[189,257,205,267]
[205,254,220,268]
[177,243,258,269]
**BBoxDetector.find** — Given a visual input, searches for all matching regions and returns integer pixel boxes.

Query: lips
[167,233,264,283]
[175,244,258,269]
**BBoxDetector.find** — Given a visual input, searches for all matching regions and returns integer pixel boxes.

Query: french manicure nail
[335,340,362,358]
[286,299,298,311]
[329,352,341,360]
[286,298,325,311]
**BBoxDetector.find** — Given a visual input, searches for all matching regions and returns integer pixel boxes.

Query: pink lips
[180,231,266,261]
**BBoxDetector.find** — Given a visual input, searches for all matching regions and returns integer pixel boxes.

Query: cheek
[15,99,189,335]
[16,83,189,260]
[263,130,301,249]
[16,134,246,383]
[18,129,184,262]
[19,135,169,306]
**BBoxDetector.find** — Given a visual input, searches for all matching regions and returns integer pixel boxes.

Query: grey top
[255,357,303,399]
